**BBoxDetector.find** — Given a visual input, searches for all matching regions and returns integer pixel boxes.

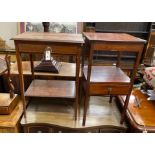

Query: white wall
[0,22,18,49]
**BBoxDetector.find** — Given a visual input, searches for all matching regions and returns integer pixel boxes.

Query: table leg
[75,55,80,120]
[30,54,34,80]
[15,43,26,118]
[121,50,143,124]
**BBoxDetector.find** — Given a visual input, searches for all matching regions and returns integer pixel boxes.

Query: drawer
[18,43,81,55]
[27,126,53,133]
[90,83,130,95]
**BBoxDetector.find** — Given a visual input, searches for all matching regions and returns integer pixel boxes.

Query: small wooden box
[0,93,19,114]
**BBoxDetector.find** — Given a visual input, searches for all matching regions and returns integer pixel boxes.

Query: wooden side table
[12,32,84,120]
[82,32,146,126]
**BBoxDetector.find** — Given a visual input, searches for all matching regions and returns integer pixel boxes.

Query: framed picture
[18,22,82,34]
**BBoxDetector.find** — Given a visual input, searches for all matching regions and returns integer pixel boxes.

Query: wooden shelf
[84,66,130,84]
[25,79,75,98]
[11,61,80,78]
[95,29,149,34]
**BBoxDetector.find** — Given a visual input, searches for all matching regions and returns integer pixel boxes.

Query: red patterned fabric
[144,67,155,88]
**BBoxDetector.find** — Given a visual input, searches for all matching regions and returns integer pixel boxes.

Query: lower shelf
[20,96,127,133]
[25,79,76,98]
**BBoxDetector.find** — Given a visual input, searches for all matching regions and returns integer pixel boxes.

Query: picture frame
[18,22,83,34]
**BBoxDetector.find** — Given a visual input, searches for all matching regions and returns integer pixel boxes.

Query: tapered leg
[75,55,80,120]
[120,94,130,124]
[109,95,113,103]
[15,43,26,118]
[82,91,90,126]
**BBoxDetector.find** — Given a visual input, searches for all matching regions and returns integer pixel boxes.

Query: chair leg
[82,93,90,126]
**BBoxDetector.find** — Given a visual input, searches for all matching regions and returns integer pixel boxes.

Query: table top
[83,32,146,43]
[12,32,84,44]
[84,66,130,84]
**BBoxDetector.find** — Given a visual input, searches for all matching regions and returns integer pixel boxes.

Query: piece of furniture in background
[0,55,15,98]
[143,23,155,66]
[0,56,23,133]
[12,32,84,125]
[82,32,146,126]
[118,89,155,132]
[0,56,7,92]
[0,98,23,133]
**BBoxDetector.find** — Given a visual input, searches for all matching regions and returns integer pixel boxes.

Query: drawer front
[27,126,52,133]
[18,43,81,55]
[90,84,130,95]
